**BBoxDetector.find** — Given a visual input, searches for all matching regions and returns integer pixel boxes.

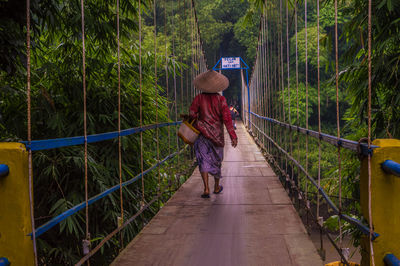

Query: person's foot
[213,185,223,194]
[201,189,210,198]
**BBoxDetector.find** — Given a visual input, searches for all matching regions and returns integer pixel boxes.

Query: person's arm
[220,96,238,147]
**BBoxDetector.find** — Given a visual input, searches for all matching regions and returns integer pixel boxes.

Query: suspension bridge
[0,0,399,266]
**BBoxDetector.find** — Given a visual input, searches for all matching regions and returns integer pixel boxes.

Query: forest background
[1,0,400,264]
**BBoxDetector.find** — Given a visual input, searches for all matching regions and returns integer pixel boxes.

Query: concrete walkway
[112,121,323,266]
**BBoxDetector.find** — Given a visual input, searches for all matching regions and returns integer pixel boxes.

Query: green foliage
[340,0,400,138]
[293,26,328,69]
[233,12,260,62]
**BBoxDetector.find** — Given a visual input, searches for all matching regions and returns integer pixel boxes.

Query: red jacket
[189,93,237,147]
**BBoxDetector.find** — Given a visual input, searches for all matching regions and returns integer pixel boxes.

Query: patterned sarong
[194,135,224,178]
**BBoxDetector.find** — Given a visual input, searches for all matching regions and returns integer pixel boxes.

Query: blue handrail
[22,121,181,151]
[29,149,182,238]
[249,111,377,155]
[384,253,400,266]
[0,257,10,266]
[382,160,400,177]
[0,164,9,178]
[249,120,379,240]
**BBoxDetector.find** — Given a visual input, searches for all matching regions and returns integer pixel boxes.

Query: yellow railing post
[0,143,34,265]
[360,139,400,266]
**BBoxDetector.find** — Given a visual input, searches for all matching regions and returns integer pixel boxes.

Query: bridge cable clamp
[140,200,145,210]
[341,247,350,262]
[117,216,123,228]
[82,238,91,255]
[357,137,369,160]
[317,216,324,227]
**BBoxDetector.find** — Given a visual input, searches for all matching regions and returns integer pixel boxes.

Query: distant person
[229,105,239,130]
[189,70,238,198]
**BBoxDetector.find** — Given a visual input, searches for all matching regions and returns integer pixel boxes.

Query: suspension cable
[139,0,145,207]
[154,0,160,189]
[172,0,180,187]
[80,0,91,260]
[185,0,189,109]
[367,0,375,263]
[164,0,171,188]
[280,0,288,185]
[316,0,324,254]
[286,0,293,195]
[26,0,38,264]
[116,0,124,249]
[316,0,321,220]
[179,0,183,116]
[334,0,343,249]
[295,0,301,204]
[265,2,271,152]
[304,0,309,212]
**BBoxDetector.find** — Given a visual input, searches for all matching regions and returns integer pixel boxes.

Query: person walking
[189,70,238,198]
[229,105,239,130]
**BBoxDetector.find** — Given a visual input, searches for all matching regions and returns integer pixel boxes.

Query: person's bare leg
[214,177,221,193]
[201,172,209,195]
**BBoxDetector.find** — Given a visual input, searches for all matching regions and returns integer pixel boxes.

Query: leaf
[324,215,339,231]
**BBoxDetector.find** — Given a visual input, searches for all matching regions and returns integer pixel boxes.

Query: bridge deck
[112,121,322,266]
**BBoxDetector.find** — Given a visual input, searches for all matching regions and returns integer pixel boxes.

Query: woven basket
[178,120,200,145]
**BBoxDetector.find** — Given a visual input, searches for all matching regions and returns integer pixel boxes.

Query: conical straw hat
[194,70,229,93]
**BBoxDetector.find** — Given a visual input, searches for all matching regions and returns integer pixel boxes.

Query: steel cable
[26,0,38,264]
[367,0,375,263]
[79,0,91,261]
[139,0,145,208]
[334,0,344,249]
[116,0,124,249]
[154,0,160,189]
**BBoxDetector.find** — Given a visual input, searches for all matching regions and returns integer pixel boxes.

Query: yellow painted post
[360,139,400,266]
[0,143,34,265]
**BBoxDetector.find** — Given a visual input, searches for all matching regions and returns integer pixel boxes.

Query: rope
[286,0,293,196]
[164,0,171,187]
[26,0,38,263]
[171,0,180,187]
[316,0,324,253]
[265,4,271,152]
[116,0,124,248]
[334,0,343,249]
[154,0,160,189]
[185,0,189,109]
[280,0,288,184]
[367,0,375,263]
[316,0,321,219]
[190,2,194,102]
[179,0,184,122]
[139,0,145,207]
[262,14,266,148]
[80,0,91,259]
[272,7,276,146]
[280,0,284,123]
[294,0,301,204]
[304,0,309,210]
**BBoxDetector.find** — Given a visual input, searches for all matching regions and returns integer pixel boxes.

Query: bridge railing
[242,0,400,265]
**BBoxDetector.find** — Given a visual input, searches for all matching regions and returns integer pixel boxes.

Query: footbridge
[0,0,399,266]
[112,122,322,265]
